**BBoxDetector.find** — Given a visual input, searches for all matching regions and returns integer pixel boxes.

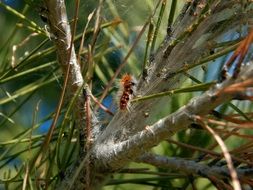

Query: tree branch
[43,1,102,189]
[138,153,253,180]
[94,63,253,170]
[43,0,84,185]
[44,0,83,87]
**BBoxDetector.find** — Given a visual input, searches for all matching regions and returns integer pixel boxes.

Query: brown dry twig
[195,115,242,190]
[221,29,253,80]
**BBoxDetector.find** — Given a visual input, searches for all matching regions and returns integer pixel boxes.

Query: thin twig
[196,116,242,190]
[90,93,114,116]
[85,89,91,189]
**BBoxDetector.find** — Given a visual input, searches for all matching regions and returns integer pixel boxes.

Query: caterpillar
[118,74,136,110]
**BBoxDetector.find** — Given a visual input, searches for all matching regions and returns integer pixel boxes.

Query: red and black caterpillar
[119,74,136,110]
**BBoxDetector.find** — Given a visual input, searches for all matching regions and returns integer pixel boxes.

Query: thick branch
[44,0,83,89]
[94,63,253,170]
[43,1,86,188]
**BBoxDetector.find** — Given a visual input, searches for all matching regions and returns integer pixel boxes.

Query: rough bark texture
[44,0,83,88]
[43,0,253,189]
